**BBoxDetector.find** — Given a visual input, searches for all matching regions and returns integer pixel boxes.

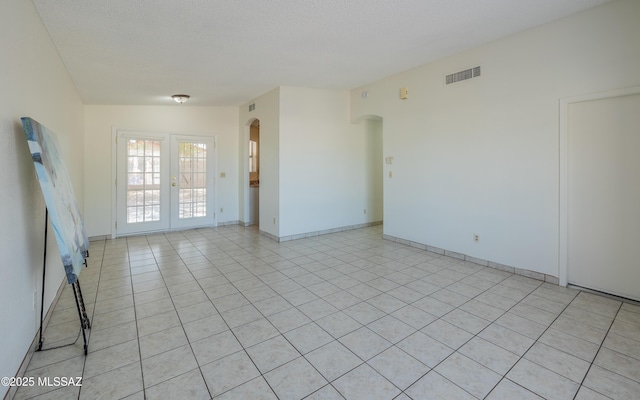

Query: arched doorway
[353,114,384,227]
[248,119,260,226]
[241,117,261,228]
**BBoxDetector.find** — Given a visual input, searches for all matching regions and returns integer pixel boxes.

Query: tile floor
[13,225,640,400]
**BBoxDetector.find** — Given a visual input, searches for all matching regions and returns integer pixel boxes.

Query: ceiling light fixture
[172,94,190,104]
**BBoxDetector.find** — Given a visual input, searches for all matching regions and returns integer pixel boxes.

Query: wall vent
[445,66,481,85]
[249,103,256,112]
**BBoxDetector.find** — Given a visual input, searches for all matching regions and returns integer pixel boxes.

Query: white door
[170,136,215,229]
[567,93,640,301]
[116,131,215,236]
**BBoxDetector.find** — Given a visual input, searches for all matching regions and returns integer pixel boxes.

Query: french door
[116,131,215,236]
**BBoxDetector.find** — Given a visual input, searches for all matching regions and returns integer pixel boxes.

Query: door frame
[558,85,640,287]
[111,128,218,238]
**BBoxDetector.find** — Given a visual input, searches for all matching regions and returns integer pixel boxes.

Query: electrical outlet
[220,208,223,213]
[273,217,276,224]
[473,233,480,243]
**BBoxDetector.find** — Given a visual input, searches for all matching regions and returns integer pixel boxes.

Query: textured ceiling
[32,0,610,106]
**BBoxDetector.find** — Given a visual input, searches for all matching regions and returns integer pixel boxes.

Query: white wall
[84,105,239,237]
[279,87,383,237]
[0,0,85,396]
[239,87,383,239]
[350,0,640,277]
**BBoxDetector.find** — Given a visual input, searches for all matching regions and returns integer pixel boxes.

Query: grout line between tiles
[571,302,623,400]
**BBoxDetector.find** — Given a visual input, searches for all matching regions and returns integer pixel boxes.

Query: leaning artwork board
[21,117,89,284]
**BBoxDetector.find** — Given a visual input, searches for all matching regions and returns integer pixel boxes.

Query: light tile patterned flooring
[14,225,640,400]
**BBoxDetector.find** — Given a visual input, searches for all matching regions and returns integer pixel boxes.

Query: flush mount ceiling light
[172,94,190,104]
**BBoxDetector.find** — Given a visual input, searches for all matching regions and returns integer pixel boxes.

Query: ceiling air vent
[445,66,481,85]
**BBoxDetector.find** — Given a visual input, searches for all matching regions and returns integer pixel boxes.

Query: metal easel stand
[37,208,91,355]
[72,265,91,355]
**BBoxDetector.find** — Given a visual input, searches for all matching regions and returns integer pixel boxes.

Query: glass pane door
[170,136,215,229]
[126,139,161,223]
[178,142,207,219]
[116,133,170,235]
[116,132,215,236]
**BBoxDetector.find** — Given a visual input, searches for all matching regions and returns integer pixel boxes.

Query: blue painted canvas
[21,117,89,284]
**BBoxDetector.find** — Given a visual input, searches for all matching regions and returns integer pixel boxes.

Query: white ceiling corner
[31,0,611,106]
